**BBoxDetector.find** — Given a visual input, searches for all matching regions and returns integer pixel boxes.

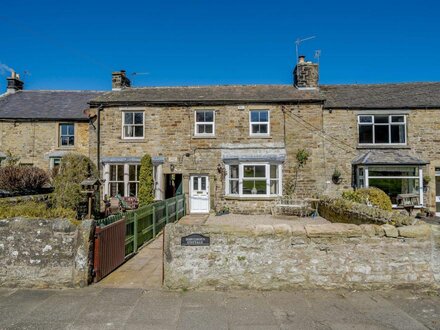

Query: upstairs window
[195,110,215,136]
[122,112,144,139]
[358,115,406,145]
[250,110,270,136]
[59,123,74,146]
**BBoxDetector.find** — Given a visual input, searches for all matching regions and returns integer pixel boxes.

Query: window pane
[134,126,143,137]
[129,183,138,196]
[193,177,198,191]
[374,125,389,143]
[124,126,133,137]
[250,111,259,122]
[117,165,124,181]
[270,165,278,179]
[67,124,74,135]
[124,112,133,124]
[197,124,205,134]
[201,177,206,190]
[229,180,239,194]
[205,124,213,134]
[205,111,214,122]
[259,124,268,134]
[359,116,372,123]
[243,166,254,177]
[110,165,117,181]
[61,124,68,135]
[369,178,419,205]
[254,166,266,177]
[375,115,389,123]
[243,180,266,194]
[196,111,205,122]
[270,180,278,194]
[129,165,136,181]
[134,113,143,124]
[230,165,239,178]
[259,111,268,122]
[391,116,404,123]
[391,125,405,143]
[118,182,125,196]
[68,136,74,146]
[368,166,417,177]
[110,183,118,196]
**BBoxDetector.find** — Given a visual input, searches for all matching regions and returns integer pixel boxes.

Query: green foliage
[51,153,97,210]
[0,165,49,192]
[0,200,76,219]
[138,154,154,206]
[285,149,310,195]
[296,149,310,168]
[342,187,392,211]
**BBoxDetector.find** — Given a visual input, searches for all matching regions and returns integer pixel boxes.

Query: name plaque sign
[181,234,210,246]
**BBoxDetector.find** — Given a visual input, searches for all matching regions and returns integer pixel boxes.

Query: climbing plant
[284,149,310,196]
[138,154,155,206]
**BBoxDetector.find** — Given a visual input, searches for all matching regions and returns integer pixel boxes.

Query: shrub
[51,153,97,210]
[0,166,49,192]
[138,154,154,206]
[342,187,392,211]
[0,200,76,219]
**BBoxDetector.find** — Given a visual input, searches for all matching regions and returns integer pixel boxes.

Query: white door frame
[190,175,210,214]
[436,169,440,216]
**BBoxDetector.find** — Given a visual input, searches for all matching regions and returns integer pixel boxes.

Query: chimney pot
[298,55,305,63]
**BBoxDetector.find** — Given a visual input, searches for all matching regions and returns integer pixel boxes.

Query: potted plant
[332,168,342,184]
[216,206,230,216]
[423,175,431,192]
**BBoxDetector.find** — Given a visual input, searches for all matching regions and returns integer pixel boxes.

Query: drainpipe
[96,105,103,177]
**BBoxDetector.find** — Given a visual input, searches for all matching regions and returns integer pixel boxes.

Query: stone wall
[0,218,93,288]
[164,222,440,290]
[0,121,90,171]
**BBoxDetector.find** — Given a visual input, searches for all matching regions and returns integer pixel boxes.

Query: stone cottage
[0,72,103,171]
[87,60,440,215]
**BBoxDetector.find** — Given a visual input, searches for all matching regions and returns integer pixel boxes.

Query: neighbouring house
[87,60,440,215]
[0,72,104,171]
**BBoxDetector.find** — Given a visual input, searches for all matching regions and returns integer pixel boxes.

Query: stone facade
[321,108,440,209]
[164,222,440,290]
[0,218,93,288]
[91,102,327,214]
[0,121,90,171]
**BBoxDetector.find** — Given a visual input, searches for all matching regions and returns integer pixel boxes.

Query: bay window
[107,164,141,197]
[356,165,423,206]
[226,163,282,197]
[358,115,406,145]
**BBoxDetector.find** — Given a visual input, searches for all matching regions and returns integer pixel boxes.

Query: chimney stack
[293,56,319,89]
[112,70,131,91]
[6,71,24,94]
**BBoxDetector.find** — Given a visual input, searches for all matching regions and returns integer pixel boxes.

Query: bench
[272,197,310,217]
[396,193,420,216]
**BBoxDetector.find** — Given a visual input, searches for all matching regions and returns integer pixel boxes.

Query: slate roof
[321,82,440,109]
[0,90,105,121]
[89,85,324,106]
[352,150,428,166]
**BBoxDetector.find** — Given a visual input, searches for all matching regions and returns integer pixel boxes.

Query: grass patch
[0,200,76,219]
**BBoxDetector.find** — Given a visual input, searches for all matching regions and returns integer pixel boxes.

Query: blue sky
[0,0,438,91]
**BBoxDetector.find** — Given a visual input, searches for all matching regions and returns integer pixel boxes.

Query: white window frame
[358,114,406,145]
[194,110,215,136]
[122,111,145,139]
[104,163,142,197]
[249,110,270,137]
[49,157,62,170]
[225,163,282,197]
[59,123,75,147]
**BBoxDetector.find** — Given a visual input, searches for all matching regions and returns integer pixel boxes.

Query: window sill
[357,145,410,149]
[193,136,216,139]
[249,136,272,139]
[224,196,279,201]
[56,146,76,150]
[119,139,147,143]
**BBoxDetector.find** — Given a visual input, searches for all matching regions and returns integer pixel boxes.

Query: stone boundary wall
[0,218,93,288]
[164,222,440,290]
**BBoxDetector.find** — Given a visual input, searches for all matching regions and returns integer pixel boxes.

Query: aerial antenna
[131,72,150,76]
[314,50,321,65]
[295,36,316,63]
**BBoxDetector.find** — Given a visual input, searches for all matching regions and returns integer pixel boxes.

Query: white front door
[190,175,210,213]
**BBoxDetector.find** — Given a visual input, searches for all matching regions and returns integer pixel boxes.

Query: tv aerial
[295,36,316,63]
